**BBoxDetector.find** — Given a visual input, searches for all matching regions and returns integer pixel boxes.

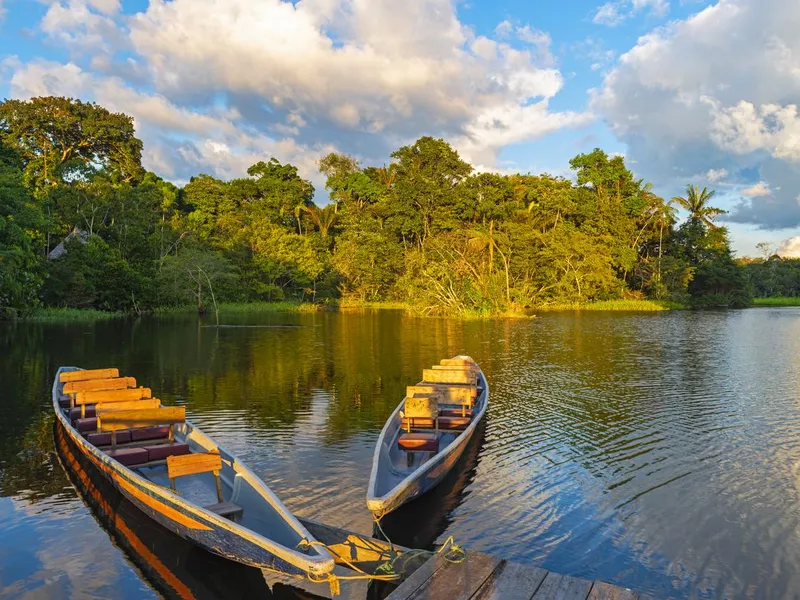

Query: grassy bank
[536,299,685,312]
[752,297,800,307]
[27,307,125,322]
[153,301,323,315]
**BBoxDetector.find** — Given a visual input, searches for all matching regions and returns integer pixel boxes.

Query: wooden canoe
[53,366,334,578]
[366,357,489,518]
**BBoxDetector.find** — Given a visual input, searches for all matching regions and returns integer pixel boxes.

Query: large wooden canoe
[366,356,489,518]
[53,366,335,579]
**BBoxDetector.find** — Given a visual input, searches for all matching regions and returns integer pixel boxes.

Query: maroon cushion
[438,416,470,430]
[59,397,71,408]
[131,426,170,442]
[75,417,98,433]
[69,406,96,420]
[86,430,132,447]
[398,433,439,453]
[145,443,190,462]
[105,447,148,467]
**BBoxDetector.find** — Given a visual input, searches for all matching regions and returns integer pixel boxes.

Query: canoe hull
[53,367,333,578]
[367,369,489,518]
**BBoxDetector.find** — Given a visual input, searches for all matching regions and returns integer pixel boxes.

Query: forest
[0,96,789,318]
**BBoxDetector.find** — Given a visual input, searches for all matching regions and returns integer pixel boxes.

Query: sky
[1,0,799,257]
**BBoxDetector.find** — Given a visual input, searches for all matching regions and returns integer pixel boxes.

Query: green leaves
[0,96,144,192]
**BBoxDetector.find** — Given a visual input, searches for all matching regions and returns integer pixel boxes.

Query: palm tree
[672,185,726,228]
[302,204,338,237]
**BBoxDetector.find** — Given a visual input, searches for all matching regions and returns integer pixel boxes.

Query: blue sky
[1,0,799,256]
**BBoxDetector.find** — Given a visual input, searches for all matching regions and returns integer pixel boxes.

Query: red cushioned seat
[438,416,470,430]
[86,430,132,447]
[131,426,170,442]
[105,447,148,467]
[59,397,71,408]
[69,406,96,420]
[144,443,190,462]
[439,407,473,418]
[398,433,439,453]
[75,417,98,433]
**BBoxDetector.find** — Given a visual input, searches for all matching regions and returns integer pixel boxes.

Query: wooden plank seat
[407,385,477,404]
[73,387,152,407]
[98,406,185,449]
[59,368,119,383]
[422,368,477,385]
[166,452,239,517]
[70,397,160,421]
[398,433,439,453]
[63,377,137,395]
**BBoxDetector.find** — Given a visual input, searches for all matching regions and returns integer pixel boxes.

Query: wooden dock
[297,517,644,600]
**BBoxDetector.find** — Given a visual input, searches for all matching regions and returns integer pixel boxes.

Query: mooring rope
[282,517,468,597]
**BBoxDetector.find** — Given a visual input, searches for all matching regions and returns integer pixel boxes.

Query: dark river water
[2,308,800,599]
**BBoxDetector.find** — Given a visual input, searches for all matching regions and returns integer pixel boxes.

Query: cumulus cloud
[7,0,590,183]
[593,0,669,26]
[593,0,800,229]
[707,168,728,183]
[777,237,800,258]
[6,59,335,186]
[741,181,772,197]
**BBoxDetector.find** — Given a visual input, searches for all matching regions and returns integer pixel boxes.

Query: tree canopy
[0,96,757,317]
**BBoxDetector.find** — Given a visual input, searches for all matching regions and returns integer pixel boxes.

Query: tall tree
[0,96,144,191]
[672,185,726,228]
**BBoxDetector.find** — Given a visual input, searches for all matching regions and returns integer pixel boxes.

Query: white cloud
[6,59,335,187]
[593,0,669,27]
[593,0,800,229]
[777,236,800,257]
[593,2,626,26]
[10,0,590,180]
[741,181,772,197]
[707,168,729,183]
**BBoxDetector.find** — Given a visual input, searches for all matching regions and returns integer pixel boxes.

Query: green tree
[0,142,42,316]
[0,96,144,192]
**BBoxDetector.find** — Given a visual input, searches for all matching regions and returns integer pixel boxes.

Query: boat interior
[57,367,307,551]
[379,356,485,486]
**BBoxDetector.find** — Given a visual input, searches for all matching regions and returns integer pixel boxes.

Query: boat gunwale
[52,366,335,576]
[366,369,489,513]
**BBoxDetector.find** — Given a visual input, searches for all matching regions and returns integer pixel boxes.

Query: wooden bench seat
[206,501,243,518]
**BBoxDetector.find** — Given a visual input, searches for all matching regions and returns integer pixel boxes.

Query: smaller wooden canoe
[366,356,489,518]
[53,366,335,578]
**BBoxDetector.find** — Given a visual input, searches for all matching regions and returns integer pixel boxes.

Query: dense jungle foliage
[0,96,766,318]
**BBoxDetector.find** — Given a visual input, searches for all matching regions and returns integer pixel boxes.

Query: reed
[536,299,684,312]
[28,308,125,321]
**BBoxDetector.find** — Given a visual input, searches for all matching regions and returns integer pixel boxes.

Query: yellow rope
[284,519,468,597]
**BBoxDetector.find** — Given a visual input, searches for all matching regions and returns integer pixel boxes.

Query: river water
[2,308,800,599]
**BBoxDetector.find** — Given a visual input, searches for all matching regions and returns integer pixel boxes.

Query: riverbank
[751,297,800,306]
[15,299,690,322]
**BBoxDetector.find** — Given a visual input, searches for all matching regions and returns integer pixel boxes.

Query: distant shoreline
[17,298,800,322]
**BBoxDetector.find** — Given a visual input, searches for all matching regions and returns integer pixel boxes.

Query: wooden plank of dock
[296,517,642,600]
[386,550,641,600]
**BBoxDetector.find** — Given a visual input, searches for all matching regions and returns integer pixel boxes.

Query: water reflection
[376,420,486,549]
[3,309,800,599]
[53,419,321,600]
